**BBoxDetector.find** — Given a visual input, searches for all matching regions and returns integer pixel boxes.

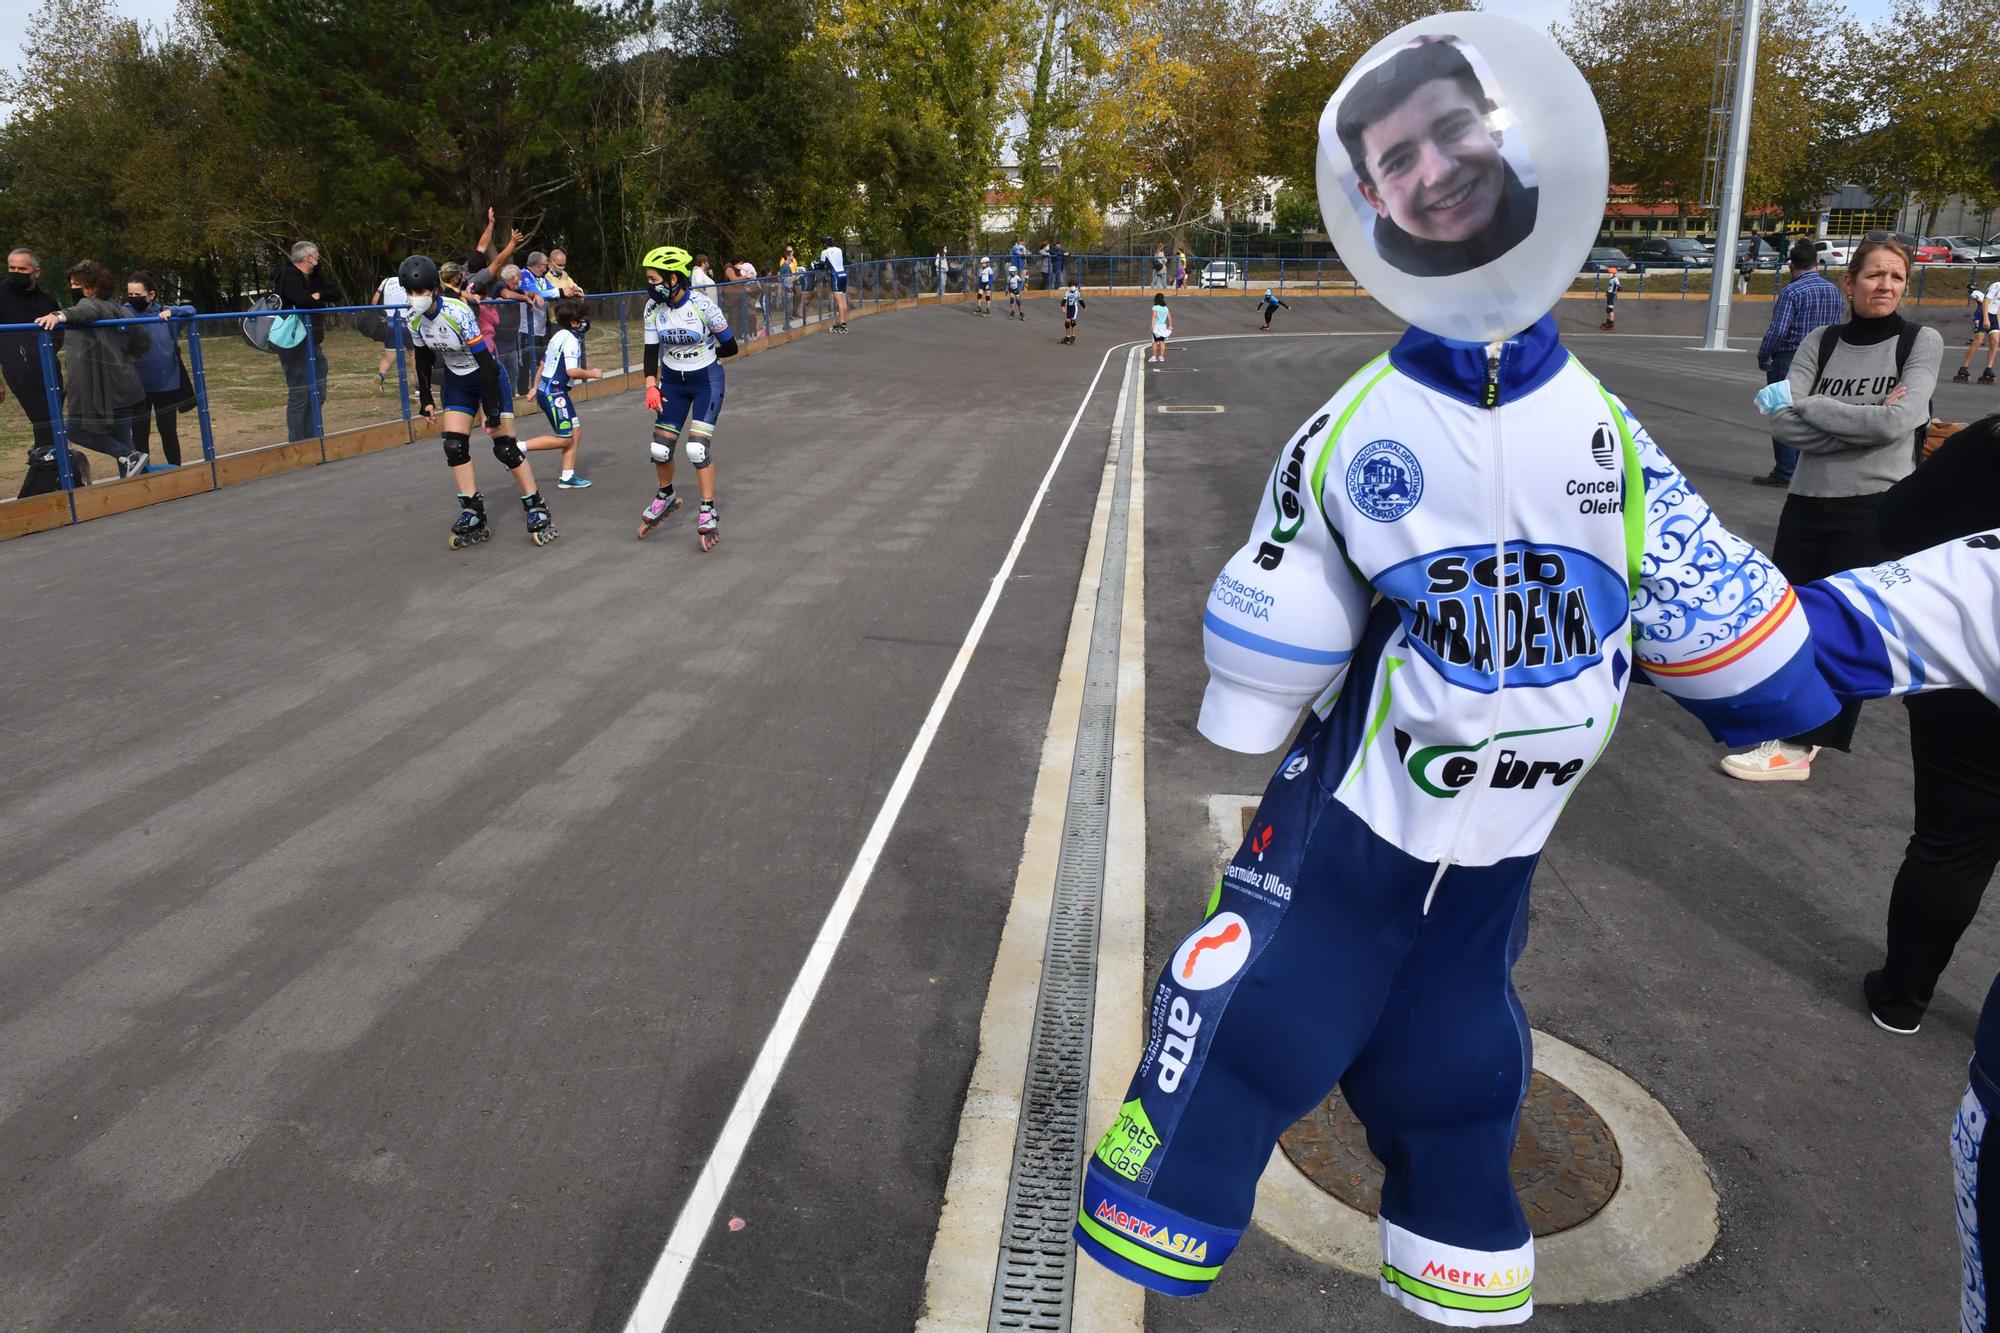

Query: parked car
[1582,246,1635,273]
[1813,239,1852,266]
[1913,238,1954,264]
[1708,237,1783,269]
[1198,260,1241,289]
[1936,236,2000,263]
[1630,237,1713,269]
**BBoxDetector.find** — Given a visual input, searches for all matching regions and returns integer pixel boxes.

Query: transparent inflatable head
[1316,13,1608,342]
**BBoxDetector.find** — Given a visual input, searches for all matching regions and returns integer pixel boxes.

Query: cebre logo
[1393,720,1596,798]
[1172,912,1252,991]
[1255,413,1331,570]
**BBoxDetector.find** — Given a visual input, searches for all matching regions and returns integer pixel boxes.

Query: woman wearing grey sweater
[1724,236,1942,781]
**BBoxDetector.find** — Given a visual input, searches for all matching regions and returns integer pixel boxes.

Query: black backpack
[1815,321,1930,462]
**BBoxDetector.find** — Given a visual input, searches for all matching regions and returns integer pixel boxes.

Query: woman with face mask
[31,260,151,479]
[121,271,196,468]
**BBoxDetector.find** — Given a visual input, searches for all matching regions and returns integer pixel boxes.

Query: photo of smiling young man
[1332,36,1539,279]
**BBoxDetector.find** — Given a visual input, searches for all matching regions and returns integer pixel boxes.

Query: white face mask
[406,291,433,318]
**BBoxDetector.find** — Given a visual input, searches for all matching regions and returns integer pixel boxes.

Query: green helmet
[642,245,693,280]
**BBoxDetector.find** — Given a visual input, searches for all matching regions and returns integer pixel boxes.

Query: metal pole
[1701,0,1763,350]
[185,323,220,490]
[37,333,78,523]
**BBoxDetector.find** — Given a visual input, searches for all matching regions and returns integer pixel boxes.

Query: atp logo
[1171,912,1252,991]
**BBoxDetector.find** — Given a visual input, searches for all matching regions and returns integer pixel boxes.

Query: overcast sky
[1,0,1894,97]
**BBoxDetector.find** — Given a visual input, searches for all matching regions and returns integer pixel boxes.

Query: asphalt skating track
[1,293,1994,1331]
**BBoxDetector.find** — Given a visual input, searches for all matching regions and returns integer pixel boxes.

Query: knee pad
[441,431,472,467]
[650,437,676,465]
[686,432,712,469]
[491,434,525,469]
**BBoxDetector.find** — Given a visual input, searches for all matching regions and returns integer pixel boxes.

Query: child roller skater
[1599,267,1620,331]
[1952,277,1999,383]
[1256,288,1289,331]
[398,255,557,548]
[1006,265,1025,319]
[1149,293,1171,363]
[1061,283,1086,344]
[636,244,738,551]
[975,258,994,316]
[520,297,605,488]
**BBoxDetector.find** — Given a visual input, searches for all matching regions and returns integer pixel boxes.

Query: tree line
[0,0,1993,311]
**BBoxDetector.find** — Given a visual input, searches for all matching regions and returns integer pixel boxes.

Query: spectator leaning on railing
[32,260,151,479]
[121,271,195,469]
[273,241,341,443]
[0,247,62,454]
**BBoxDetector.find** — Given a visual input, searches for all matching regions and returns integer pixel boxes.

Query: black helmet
[821,235,834,245]
[398,254,439,292]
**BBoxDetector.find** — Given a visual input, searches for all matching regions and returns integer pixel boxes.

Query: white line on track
[619,337,1147,1333]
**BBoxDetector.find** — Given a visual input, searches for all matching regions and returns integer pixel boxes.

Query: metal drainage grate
[987,350,1142,1333]
[1157,404,1224,413]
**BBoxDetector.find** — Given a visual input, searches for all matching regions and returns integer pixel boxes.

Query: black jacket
[1880,416,2000,554]
[1371,162,1539,279]
[0,280,61,390]
[274,262,343,345]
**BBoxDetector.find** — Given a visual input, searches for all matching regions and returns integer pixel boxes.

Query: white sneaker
[1720,739,1819,782]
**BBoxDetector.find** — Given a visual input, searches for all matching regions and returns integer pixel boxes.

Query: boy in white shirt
[521,298,606,488]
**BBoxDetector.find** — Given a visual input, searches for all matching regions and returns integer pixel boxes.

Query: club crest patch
[1347,440,1423,522]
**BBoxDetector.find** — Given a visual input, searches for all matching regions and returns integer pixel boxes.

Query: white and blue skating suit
[643,290,732,434]
[1079,316,1869,1326]
[534,327,583,437]
[410,295,511,421]
[1006,269,1023,297]
[1063,287,1084,322]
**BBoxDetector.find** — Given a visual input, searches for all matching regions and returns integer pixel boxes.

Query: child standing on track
[975,257,994,316]
[1149,293,1171,363]
[520,297,603,489]
[1061,283,1086,344]
[1256,288,1289,331]
[638,244,738,551]
[1952,277,1999,384]
[399,255,557,549]
[1600,268,1621,331]
[1006,264,1025,320]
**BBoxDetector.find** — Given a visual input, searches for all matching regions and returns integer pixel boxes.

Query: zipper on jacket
[1424,340,1510,916]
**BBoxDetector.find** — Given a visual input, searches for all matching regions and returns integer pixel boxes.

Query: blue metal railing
[5,253,1989,516]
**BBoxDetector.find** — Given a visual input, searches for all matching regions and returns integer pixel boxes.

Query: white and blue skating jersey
[819,245,846,276]
[1007,271,1023,294]
[1063,286,1083,315]
[537,327,582,395]
[1199,317,1837,867]
[643,291,732,372]
[407,296,487,376]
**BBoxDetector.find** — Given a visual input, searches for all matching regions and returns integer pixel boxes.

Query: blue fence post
[36,332,78,523]
[302,319,325,459]
[184,322,220,491]
[619,296,630,373]
[392,313,413,433]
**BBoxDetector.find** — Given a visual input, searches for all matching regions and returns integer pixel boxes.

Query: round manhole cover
[1278,1070,1621,1236]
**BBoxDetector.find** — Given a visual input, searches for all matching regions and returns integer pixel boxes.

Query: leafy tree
[1837,0,2000,233]
[1125,0,1270,242]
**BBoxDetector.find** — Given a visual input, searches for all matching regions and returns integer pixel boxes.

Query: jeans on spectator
[1766,350,1797,479]
[66,412,141,463]
[1771,490,1892,751]
[1873,688,2000,1017]
[278,342,327,443]
[131,389,185,467]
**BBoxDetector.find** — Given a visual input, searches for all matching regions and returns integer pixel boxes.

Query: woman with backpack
[1723,232,1942,785]
[31,260,150,479]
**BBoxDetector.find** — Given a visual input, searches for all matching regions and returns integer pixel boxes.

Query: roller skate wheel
[532,526,559,546]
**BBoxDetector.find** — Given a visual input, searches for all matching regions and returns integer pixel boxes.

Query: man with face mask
[0,248,64,455]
